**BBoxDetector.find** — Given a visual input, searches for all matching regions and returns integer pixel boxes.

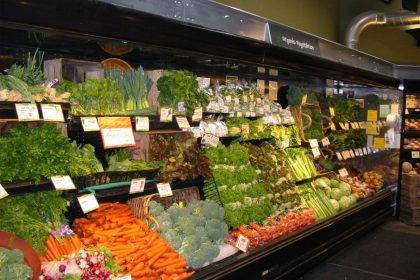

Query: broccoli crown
[0,249,32,280]
[0,248,24,265]
[148,200,164,217]
[205,219,228,242]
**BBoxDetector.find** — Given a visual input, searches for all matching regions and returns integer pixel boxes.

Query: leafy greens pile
[0,248,33,280]
[157,70,209,116]
[0,124,99,183]
[0,191,68,254]
[204,143,274,227]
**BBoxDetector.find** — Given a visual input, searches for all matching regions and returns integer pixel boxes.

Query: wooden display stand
[400,173,420,226]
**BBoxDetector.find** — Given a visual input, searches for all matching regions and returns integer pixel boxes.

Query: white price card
[0,183,9,200]
[330,122,337,131]
[175,116,190,129]
[15,103,40,121]
[130,178,146,194]
[51,176,76,190]
[191,127,202,138]
[78,194,99,213]
[41,104,64,122]
[245,111,251,117]
[268,81,278,101]
[412,151,420,159]
[359,122,366,129]
[358,148,363,156]
[311,148,321,158]
[338,168,349,177]
[281,139,290,149]
[256,97,262,104]
[225,95,232,104]
[98,117,135,149]
[257,107,265,115]
[329,107,335,117]
[250,111,256,117]
[234,97,240,105]
[115,275,132,280]
[342,151,350,160]
[160,108,173,122]
[241,123,250,135]
[236,111,243,117]
[336,152,343,161]
[269,68,278,76]
[202,134,219,147]
[309,139,319,148]
[350,122,358,129]
[321,137,330,147]
[192,107,203,122]
[223,105,230,113]
[157,182,173,197]
[355,149,360,156]
[243,95,249,103]
[135,117,149,131]
[235,234,250,252]
[349,150,356,158]
[339,122,349,130]
[363,147,368,155]
[81,117,100,131]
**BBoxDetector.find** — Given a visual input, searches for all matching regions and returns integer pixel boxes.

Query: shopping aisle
[300,219,420,280]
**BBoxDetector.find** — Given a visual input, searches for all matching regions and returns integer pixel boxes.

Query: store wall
[216,0,420,65]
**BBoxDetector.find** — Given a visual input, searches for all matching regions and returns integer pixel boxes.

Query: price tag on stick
[321,137,330,147]
[235,234,250,252]
[312,148,321,158]
[51,176,76,190]
[0,184,9,200]
[81,117,100,131]
[175,116,190,129]
[130,178,146,194]
[135,117,149,131]
[338,168,349,178]
[41,104,65,122]
[78,194,99,213]
[157,183,173,197]
[192,107,203,122]
[412,151,420,159]
[202,134,219,147]
[309,139,319,148]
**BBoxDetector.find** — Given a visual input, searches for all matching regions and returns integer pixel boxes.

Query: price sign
[234,97,240,106]
[243,95,249,103]
[309,139,319,148]
[160,108,173,122]
[235,234,250,252]
[268,81,278,101]
[321,137,330,147]
[130,178,146,194]
[257,67,265,74]
[78,194,99,213]
[98,117,135,149]
[349,150,356,158]
[15,103,40,121]
[373,137,385,149]
[367,110,378,121]
[245,111,251,117]
[157,182,173,197]
[355,149,360,156]
[41,104,64,122]
[135,117,149,131]
[330,122,337,131]
[358,148,363,156]
[281,139,290,149]
[241,123,250,135]
[176,116,190,129]
[192,107,203,122]
[81,117,100,131]
[256,97,262,104]
[0,183,9,200]
[269,68,278,76]
[366,124,380,135]
[223,105,230,113]
[379,105,390,118]
[363,147,368,155]
[411,151,419,159]
[257,107,265,115]
[236,111,243,117]
[329,107,335,117]
[202,134,219,147]
[250,111,256,117]
[342,150,350,160]
[51,176,76,190]
[358,122,366,129]
[336,152,343,161]
[312,148,321,158]
[338,168,349,177]
[191,127,202,138]
[350,122,358,129]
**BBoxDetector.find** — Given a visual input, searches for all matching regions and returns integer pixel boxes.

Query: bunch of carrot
[41,234,84,262]
[72,202,194,280]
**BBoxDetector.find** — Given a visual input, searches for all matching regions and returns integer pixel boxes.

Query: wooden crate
[400,206,420,226]
[44,58,103,83]
[401,183,420,208]
[401,173,420,188]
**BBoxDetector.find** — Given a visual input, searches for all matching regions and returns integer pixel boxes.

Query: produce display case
[0,0,411,279]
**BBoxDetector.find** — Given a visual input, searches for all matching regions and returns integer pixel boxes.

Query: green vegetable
[0,249,33,280]
[106,149,161,171]
[157,70,209,116]
[299,183,335,220]
[330,179,340,188]
[8,48,45,87]
[0,191,67,254]
[282,148,317,181]
[338,182,351,196]
[68,77,125,115]
[150,200,228,268]
[329,199,340,212]
[0,124,97,183]
[330,188,344,200]
[106,66,154,114]
[338,196,351,209]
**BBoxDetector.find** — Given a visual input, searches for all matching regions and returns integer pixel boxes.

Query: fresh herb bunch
[8,48,45,86]
[286,86,318,106]
[329,130,367,151]
[68,77,124,115]
[0,191,68,254]
[0,124,96,183]
[106,149,161,171]
[321,96,358,123]
[157,70,209,116]
[302,105,324,140]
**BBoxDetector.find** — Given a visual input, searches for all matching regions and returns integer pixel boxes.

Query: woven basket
[291,103,331,142]
[127,186,201,222]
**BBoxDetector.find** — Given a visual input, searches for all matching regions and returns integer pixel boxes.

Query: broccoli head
[205,219,228,242]
[189,242,220,268]
[201,200,225,220]
[148,200,164,217]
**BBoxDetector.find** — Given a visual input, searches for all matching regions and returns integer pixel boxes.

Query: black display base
[193,189,393,280]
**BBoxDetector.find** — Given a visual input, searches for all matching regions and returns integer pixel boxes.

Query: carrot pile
[41,234,84,262]
[72,202,193,280]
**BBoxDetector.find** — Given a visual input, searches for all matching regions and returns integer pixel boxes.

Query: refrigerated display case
[0,0,411,279]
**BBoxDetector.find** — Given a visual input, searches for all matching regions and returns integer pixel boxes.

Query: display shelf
[0,101,71,121]
[192,189,393,280]
[403,130,420,138]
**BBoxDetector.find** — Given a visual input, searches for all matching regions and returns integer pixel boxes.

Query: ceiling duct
[345,10,420,49]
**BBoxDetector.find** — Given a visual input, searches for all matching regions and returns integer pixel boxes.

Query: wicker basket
[291,103,331,142]
[127,186,201,222]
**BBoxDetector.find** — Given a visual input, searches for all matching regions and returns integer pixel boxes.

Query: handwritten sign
[98,117,135,149]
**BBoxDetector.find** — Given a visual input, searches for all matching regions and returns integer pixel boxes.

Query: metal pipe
[345,10,420,49]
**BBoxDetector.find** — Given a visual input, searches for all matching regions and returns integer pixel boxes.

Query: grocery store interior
[0,0,419,280]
